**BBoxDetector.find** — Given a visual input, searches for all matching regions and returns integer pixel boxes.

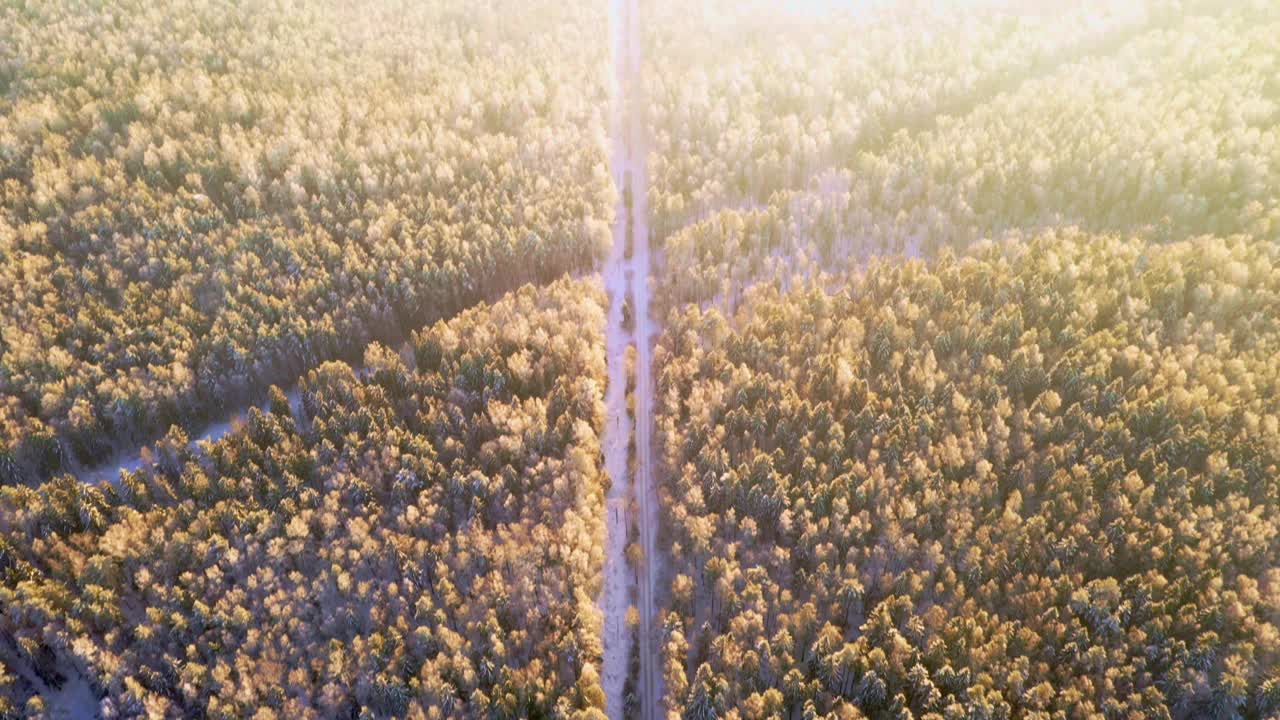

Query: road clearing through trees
[599,0,662,716]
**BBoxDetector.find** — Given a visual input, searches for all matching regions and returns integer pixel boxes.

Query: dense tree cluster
[0,0,613,484]
[820,5,1279,257]
[0,279,613,718]
[653,234,1280,719]
[643,0,1194,237]
[0,659,17,719]
[653,1,1279,312]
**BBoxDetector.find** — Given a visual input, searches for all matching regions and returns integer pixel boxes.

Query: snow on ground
[0,640,100,719]
[597,0,638,713]
[597,0,667,715]
[77,386,304,486]
[78,340,419,487]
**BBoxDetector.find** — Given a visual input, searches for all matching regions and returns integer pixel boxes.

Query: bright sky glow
[765,0,1118,22]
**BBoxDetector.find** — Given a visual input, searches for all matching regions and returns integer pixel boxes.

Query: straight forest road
[599,0,663,716]
[627,0,665,711]
[597,0,638,707]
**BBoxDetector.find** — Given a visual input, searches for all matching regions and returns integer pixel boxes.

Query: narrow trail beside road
[599,0,663,716]
[0,638,99,720]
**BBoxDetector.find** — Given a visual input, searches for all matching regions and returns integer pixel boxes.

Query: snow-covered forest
[1,0,1278,718]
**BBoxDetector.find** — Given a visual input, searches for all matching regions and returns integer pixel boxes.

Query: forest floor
[75,342,418,485]
[0,638,99,720]
[75,387,303,485]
